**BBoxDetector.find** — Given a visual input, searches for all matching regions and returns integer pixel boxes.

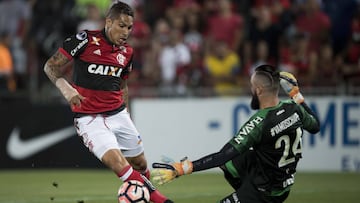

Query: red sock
[117,166,168,203]
[149,190,168,203]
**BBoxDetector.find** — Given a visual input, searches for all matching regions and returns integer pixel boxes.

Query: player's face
[105,14,133,46]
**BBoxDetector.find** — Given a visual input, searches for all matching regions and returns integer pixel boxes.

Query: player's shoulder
[62,30,92,57]
[276,99,302,113]
[119,43,134,56]
[63,30,96,45]
[280,99,296,105]
[86,29,102,35]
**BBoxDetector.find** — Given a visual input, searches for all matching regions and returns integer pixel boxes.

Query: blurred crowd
[0,0,360,101]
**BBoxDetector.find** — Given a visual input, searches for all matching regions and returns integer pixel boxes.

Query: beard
[250,92,260,110]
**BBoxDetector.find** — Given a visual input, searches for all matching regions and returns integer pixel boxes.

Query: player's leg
[75,115,172,203]
[220,161,243,190]
[101,148,130,173]
[220,150,255,190]
[126,152,150,178]
[108,109,172,203]
[267,191,290,203]
[74,115,139,179]
[219,176,266,203]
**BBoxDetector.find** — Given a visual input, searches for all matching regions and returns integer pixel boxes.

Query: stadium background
[0,0,359,203]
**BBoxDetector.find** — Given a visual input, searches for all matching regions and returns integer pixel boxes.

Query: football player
[44,2,172,203]
[152,65,320,203]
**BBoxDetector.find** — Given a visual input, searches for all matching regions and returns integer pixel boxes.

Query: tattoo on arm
[44,51,70,84]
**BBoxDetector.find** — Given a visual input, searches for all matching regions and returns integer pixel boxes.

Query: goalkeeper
[152,64,320,203]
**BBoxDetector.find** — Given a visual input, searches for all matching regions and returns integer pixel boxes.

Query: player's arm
[152,119,261,185]
[299,102,320,134]
[192,143,238,172]
[44,51,69,84]
[151,143,239,185]
[280,71,320,133]
[44,51,84,107]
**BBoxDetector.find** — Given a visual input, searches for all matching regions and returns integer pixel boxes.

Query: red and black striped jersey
[59,29,133,114]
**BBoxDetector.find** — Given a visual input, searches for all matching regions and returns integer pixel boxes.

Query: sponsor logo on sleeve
[70,38,88,56]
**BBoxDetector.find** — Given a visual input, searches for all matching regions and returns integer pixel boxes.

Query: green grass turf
[0,169,359,203]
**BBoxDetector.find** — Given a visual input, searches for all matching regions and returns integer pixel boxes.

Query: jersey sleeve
[229,114,264,153]
[298,103,320,134]
[60,30,89,60]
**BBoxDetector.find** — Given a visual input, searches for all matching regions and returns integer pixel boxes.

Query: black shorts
[221,150,290,203]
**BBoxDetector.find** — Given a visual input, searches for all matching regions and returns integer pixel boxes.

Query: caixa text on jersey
[88,64,123,77]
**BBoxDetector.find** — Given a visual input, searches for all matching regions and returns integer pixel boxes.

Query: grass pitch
[0,169,359,203]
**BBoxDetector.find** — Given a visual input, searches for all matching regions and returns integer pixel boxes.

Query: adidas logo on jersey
[93,49,101,56]
[87,64,123,77]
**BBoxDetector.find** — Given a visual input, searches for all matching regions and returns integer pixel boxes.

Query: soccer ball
[118,180,150,203]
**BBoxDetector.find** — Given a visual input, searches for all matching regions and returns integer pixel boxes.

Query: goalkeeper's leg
[220,151,255,190]
[220,164,243,190]
[219,177,265,203]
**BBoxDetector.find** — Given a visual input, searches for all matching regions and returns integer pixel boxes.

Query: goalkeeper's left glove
[279,71,304,104]
[151,156,193,186]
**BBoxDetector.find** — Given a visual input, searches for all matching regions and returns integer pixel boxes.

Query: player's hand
[279,72,304,104]
[151,156,193,185]
[56,78,85,107]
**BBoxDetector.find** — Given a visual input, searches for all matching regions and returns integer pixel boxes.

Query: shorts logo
[137,135,142,144]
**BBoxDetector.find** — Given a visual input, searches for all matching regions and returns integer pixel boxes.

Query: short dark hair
[106,1,134,19]
[254,64,280,92]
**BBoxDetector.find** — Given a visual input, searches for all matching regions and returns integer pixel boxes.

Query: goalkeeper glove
[279,72,304,104]
[151,156,193,186]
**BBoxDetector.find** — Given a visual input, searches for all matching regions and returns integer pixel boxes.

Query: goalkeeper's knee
[221,167,243,190]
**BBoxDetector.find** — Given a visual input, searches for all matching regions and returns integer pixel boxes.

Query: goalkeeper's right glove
[151,156,193,186]
[279,72,304,104]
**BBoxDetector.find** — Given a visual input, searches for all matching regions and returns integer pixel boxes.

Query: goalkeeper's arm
[279,72,320,133]
[191,143,238,172]
[151,143,239,185]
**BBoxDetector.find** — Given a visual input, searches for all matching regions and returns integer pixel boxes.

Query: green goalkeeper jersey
[229,100,319,194]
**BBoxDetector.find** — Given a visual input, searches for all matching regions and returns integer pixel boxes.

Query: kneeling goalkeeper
[152,64,320,203]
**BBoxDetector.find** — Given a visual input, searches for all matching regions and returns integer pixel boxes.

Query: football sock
[149,190,169,203]
[118,165,169,203]
[118,165,135,182]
